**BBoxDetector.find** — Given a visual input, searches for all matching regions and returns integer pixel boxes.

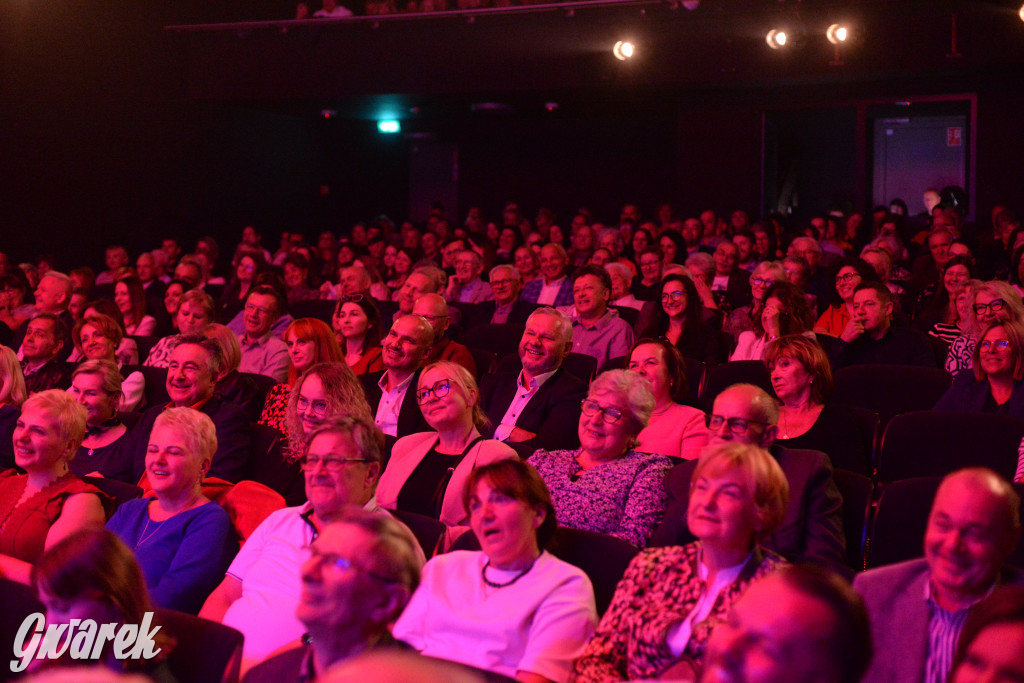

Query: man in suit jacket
[854,468,1024,683]
[359,315,433,453]
[648,383,846,573]
[129,334,251,483]
[709,241,752,313]
[465,264,537,330]
[479,307,587,459]
[521,244,574,307]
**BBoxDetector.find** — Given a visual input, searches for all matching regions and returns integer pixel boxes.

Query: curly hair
[285,362,370,461]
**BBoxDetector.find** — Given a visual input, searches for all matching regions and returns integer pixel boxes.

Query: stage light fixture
[766,29,788,49]
[613,41,635,60]
[826,23,848,44]
[1019,3,1024,22]
[377,120,400,134]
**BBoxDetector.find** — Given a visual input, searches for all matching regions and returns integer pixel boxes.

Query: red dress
[0,470,106,563]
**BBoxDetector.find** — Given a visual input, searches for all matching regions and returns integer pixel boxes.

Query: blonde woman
[0,345,27,471]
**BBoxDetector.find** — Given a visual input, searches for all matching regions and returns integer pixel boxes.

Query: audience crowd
[2,190,1024,681]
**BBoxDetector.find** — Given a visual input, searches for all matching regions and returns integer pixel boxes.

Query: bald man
[411,294,476,377]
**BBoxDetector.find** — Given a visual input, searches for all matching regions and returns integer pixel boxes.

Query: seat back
[464,323,526,359]
[0,579,42,683]
[700,360,774,411]
[290,299,336,324]
[467,347,498,380]
[832,364,952,430]
[452,526,638,615]
[249,423,305,506]
[240,372,278,414]
[82,475,143,519]
[139,365,171,407]
[157,608,244,683]
[130,334,161,363]
[388,508,446,558]
[876,410,1024,483]
[563,352,598,383]
[831,469,874,571]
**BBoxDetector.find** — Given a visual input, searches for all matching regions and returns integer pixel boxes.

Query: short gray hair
[412,266,447,292]
[306,413,387,470]
[604,262,632,285]
[685,252,714,272]
[153,407,218,466]
[489,264,521,284]
[588,369,655,435]
[526,306,573,346]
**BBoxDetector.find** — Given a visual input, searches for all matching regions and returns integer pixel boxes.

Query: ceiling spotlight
[1019,3,1024,22]
[766,29,788,49]
[613,41,635,60]
[826,23,848,44]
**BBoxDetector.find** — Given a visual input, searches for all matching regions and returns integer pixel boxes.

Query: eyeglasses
[974,300,1007,315]
[301,455,370,471]
[705,414,767,435]
[835,272,860,284]
[490,278,516,287]
[297,396,329,416]
[980,339,1011,351]
[306,546,398,584]
[751,277,774,288]
[661,290,686,302]
[416,379,451,404]
[339,294,364,303]
[417,314,448,325]
[580,399,624,424]
[244,303,273,316]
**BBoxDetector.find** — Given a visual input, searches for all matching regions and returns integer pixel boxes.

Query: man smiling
[238,285,289,382]
[521,244,574,307]
[566,265,634,369]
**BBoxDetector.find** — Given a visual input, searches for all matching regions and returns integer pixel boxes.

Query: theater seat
[700,360,774,412]
[831,468,874,572]
[388,508,446,558]
[832,364,952,430]
[156,608,244,683]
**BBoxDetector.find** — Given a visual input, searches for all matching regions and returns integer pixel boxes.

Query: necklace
[481,556,538,589]
[133,515,166,550]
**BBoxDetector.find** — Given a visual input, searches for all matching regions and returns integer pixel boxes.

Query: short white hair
[526,307,573,345]
[489,264,521,283]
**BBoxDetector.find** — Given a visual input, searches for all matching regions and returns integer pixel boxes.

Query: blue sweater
[107,498,237,614]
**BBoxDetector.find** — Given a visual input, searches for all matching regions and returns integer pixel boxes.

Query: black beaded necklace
[481,556,539,589]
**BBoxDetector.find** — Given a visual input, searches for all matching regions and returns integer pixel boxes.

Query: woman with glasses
[393,458,597,682]
[813,257,879,337]
[914,255,973,341]
[945,280,1024,376]
[730,281,815,362]
[935,319,1024,418]
[259,318,344,435]
[106,407,236,613]
[68,359,135,482]
[376,361,516,545]
[572,442,788,682]
[723,261,786,338]
[332,294,385,376]
[527,369,672,547]
[638,273,726,367]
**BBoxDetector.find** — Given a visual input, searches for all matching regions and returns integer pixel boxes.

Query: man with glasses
[467,264,536,328]
[649,383,846,573]
[201,414,424,670]
[445,250,493,304]
[412,293,476,376]
[829,281,935,371]
[238,285,290,382]
[710,240,752,313]
[481,307,587,458]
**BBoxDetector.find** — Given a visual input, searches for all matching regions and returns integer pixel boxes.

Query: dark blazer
[520,278,574,307]
[828,325,937,371]
[479,365,588,459]
[23,359,74,395]
[711,271,752,313]
[129,397,252,484]
[648,445,847,574]
[465,299,538,330]
[359,368,431,450]
[853,559,1024,683]
[933,370,1024,418]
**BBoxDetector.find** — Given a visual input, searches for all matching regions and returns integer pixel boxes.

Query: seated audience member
[69,360,134,481]
[281,252,320,305]
[220,250,266,322]
[107,407,236,613]
[72,314,145,412]
[527,369,671,547]
[638,273,726,366]
[650,384,846,571]
[573,442,788,681]
[96,245,130,286]
[203,322,263,418]
[814,256,879,337]
[854,468,1023,683]
[392,459,597,681]
[0,345,26,470]
[566,265,636,370]
[788,236,833,305]
[160,278,189,335]
[20,313,73,394]
[661,231,686,268]
[768,336,874,475]
[724,260,786,338]
[260,318,344,433]
[445,249,493,303]
[377,361,515,543]
[31,529,175,677]
[144,288,216,367]
[242,510,422,683]
[0,390,107,583]
[521,243,574,307]
[0,272,34,333]
[632,246,664,302]
[629,338,710,460]
[947,280,1024,376]
[16,272,74,350]
[332,294,385,375]
[412,293,477,376]
[730,281,815,362]
[709,240,752,313]
[74,298,140,366]
[860,245,907,311]
[605,262,644,311]
[948,585,1024,683]
[359,314,433,449]
[700,565,872,683]
[914,255,972,339]
[200,414,414,667]
[828,282,935,370]
[935,319,1024,417]
[314,0,354,18]
[394,267,444,318]
[129,335,251,483]
[114,275,157,336]
[480,307,587,458]
[238,285,290,382]
[470,264,535,327]
[514,245,541,283]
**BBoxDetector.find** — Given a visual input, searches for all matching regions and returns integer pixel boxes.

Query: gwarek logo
[10,612,162,673]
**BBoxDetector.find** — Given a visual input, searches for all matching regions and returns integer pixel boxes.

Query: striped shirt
[924,580,993,683]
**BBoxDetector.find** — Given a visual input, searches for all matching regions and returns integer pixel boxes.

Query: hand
[762,301,782,337]
[689,276,717,310]
[506,427,537,443]
[840,318,865,343]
